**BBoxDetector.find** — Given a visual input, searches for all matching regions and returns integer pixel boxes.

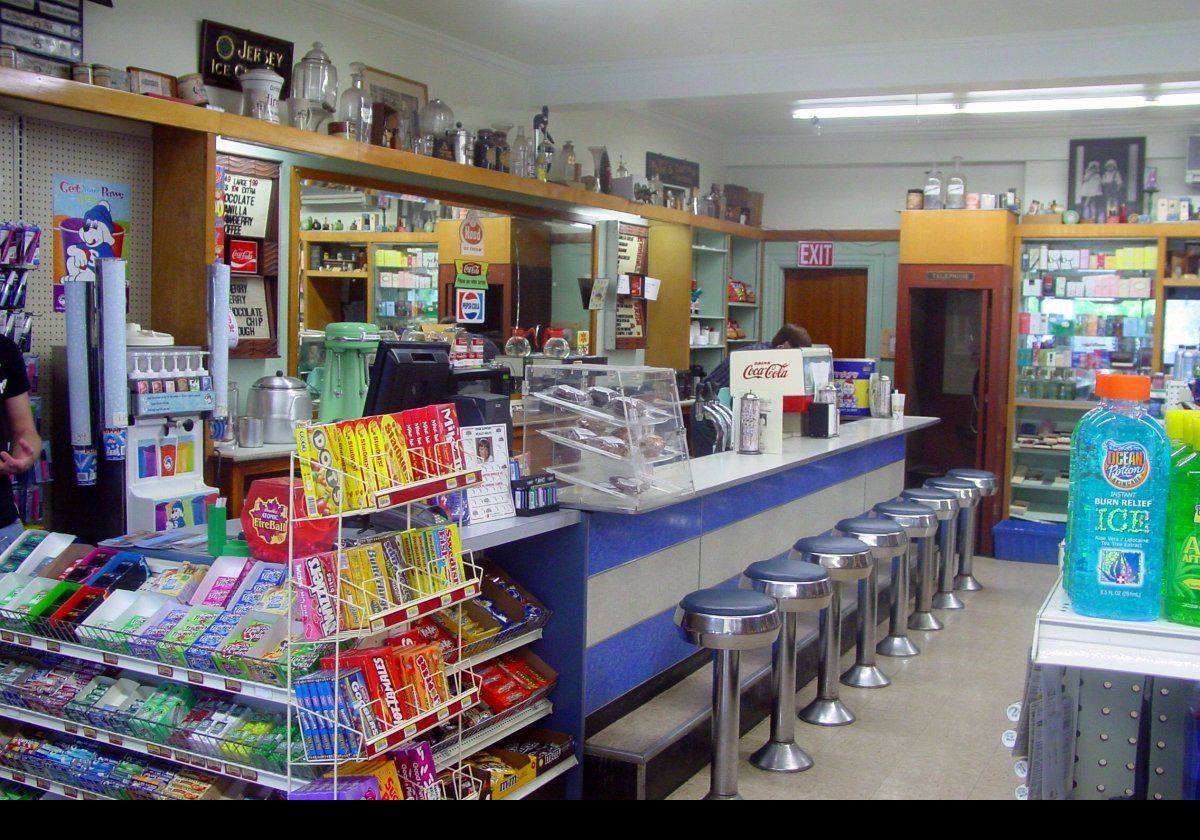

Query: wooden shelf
[1015,399,1098,411]
[303,270,369,279]
[298,230,437,244]
[0,68,763,239]
[727,301,759,308]
[1164,276,1200,288]
[1018,223,1200,239]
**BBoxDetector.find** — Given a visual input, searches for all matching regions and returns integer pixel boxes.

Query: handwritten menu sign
[617,222,649,276]
[229,276,272,340]
[645,152,700,189]
[223,174,273,239]
[200,20,293,97]
[614,297,647,350]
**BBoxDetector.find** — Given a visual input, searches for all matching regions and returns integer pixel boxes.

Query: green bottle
[1167,409,1194,464]
[1165,413,1200,626]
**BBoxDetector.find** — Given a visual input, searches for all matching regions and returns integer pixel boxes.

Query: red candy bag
[241,476,338,563]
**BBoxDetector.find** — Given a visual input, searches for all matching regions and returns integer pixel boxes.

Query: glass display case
[372,241,439,333]
[1009,236,1158,525]
[522,365,693,513]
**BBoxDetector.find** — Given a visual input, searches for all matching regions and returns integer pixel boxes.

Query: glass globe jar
[504,335,532,357]
[543,336,571,358]
[338,62,373,143]
[399,327,426,343]
[290,42,337,131]
[418,98,455,137]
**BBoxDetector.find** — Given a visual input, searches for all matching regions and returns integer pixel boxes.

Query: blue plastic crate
[992,518,1064,565]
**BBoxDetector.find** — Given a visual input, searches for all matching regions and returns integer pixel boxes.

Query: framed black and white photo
[359,66,428,150]
[1068,137,1145,222]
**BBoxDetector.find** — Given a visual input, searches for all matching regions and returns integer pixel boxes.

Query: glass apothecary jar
[522,365,693,513]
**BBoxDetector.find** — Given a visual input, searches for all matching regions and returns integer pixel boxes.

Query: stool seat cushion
[679,588,777,618]
[925,477,975,492]
[947,468,997,481]
[744,556,830,586]
[836,516,906,536]
[874,500,937,518]
[792,535,872,556]
[901,487,957,504]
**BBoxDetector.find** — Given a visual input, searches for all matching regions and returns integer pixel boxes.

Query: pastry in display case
[522,365,693,512]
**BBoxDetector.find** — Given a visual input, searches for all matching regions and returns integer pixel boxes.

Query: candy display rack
[522,364,694,513]
[0,409,561,799]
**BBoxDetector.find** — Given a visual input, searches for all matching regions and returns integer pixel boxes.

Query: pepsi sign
[456,288,485,323]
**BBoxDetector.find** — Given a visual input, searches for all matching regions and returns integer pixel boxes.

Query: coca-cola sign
[228,238,259,274]
[741,361,791,380]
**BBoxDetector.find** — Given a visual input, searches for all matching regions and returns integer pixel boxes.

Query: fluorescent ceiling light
[792,103,955,119]
[962,96,1148,114]
[1156,93,1200,106]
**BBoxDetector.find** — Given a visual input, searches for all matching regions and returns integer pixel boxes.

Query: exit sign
[797,241,834,267]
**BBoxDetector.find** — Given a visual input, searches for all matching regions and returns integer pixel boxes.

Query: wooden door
[784,268,868,357]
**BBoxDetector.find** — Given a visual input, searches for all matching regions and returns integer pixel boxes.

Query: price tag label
[1014,759,1028,779]
[64,723,78,735]
[466,585,478,597]
[157,665,174,678]
[242,768,257,782]
[446,478,459,489]
[36,778,49,790]
[224,764,242,778]
[206,759,222,771]
[11,772,25,783]
[224,679,242,693]
[16,634,30,646]
[403,724,416,739]
[437,707,450,721]
[108,735,123,747]
[440,593,452,607]
[186,671,203,685]
[1001,729,1018,749]
[0,632,12,642]
[102,653,118,666]
[61,785,77,797]
[46,641,60,652]
[82,792,98,800]
[147,744,167,758]
[1006,702,1022,722]
[406,606,420,620]
[82,727,97,740]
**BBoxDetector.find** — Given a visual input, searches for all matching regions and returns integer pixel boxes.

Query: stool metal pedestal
[873,500,938,657]
[835,516,908,689]
[925,477,981,610]
[900,487,959,631]
[947,468,1000,592]
[792,536,873,727]
[675,589,781,800]
[743,558,832,772]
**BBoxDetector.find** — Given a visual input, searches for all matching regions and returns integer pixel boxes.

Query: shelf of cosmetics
[1022,243,1158,274]
[0,222,40,312]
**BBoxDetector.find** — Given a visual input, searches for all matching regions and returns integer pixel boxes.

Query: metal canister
[869,373,892,418]
[0,45,18,69]
[738,391,764,455]
[71,63,93,84]
[452,125,473,165]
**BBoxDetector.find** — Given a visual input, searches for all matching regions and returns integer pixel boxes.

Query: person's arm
[0,392,40,478]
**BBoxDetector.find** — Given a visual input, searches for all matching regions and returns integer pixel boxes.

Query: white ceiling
[361,0,1199,66]
[356,1,1200,140]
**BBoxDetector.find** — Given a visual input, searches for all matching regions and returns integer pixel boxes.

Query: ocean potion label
[1098,548,1144,587]
[1181,535,1200,566]
[1101,441,1150,490]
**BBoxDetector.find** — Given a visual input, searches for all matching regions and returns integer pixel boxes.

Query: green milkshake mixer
[314,322,381,422]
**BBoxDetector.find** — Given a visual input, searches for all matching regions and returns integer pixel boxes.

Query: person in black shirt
[702,324,813,392]
[0,335,40,549]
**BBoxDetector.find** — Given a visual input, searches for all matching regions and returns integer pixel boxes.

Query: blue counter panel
[583,436,905,578]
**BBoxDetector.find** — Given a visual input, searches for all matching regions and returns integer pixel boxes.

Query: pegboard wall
[0,107,154,441]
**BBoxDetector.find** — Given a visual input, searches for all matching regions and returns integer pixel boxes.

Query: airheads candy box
[241,476,338,563]
[832,358,875,417]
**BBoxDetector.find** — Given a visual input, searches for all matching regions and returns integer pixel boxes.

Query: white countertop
[212,441,296,462]
[686,416,937,498]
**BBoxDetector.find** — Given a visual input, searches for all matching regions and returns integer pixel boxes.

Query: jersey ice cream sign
[459,210,485,257]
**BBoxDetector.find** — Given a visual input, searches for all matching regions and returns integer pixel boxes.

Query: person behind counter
[0,333,41,550]
[703,323,813,391]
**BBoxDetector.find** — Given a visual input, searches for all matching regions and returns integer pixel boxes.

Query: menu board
[614,297,647,350]
[617,222,649,276]
[223,174,273,239]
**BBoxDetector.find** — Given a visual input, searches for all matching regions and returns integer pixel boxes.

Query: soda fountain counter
[473,413,936,796]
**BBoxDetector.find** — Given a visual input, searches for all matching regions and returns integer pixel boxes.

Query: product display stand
[1022,579,1197,800]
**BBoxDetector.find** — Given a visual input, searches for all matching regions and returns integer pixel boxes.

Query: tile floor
[668,557,1061,800]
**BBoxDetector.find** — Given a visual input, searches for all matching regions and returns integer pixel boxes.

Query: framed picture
[359,66,428,149]
[1068,137,1145,222]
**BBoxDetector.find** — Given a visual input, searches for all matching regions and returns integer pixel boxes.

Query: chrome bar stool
[925,476,981,610]
[674,588,782,800]
[793,535,873,727]
[900,487,959,631]
[742,557,832,772]
[947,468,1000,592]
[835,516,908,689]
[873,500,938,657]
